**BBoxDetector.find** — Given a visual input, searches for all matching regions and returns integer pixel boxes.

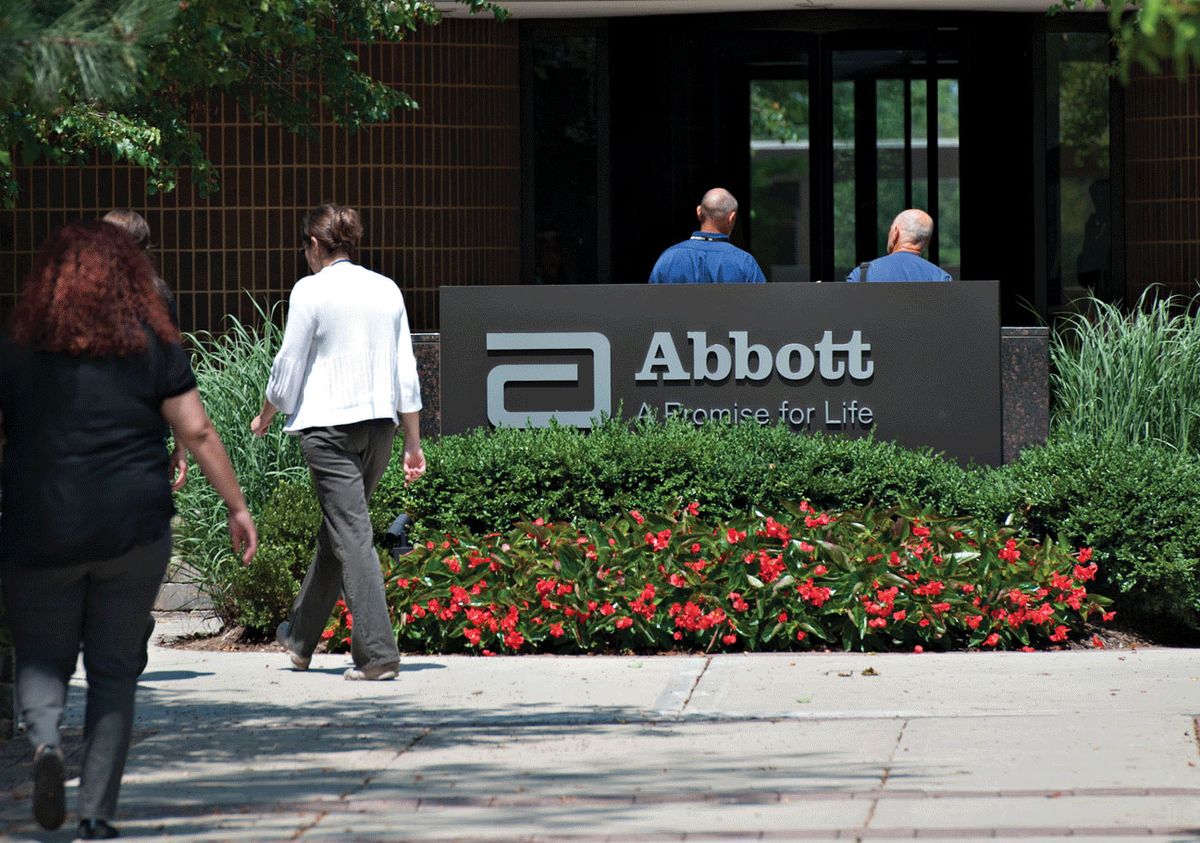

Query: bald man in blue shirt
[649,188,767,284]
[846,208,952,283]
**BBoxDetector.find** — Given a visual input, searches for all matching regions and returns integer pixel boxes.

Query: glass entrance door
[831,48,960,282]
[749,38,961,283]
[749,79,812,283]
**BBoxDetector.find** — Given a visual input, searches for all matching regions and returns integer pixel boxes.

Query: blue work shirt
[845,251,952,282]
[648,232,767,284]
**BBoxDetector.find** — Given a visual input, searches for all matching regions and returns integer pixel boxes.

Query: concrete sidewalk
[1,615,1199,842]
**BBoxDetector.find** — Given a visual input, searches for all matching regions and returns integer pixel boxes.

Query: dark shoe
[77,818,120,839]
[275,621,310,670]
[32,744,65,830]
[344,661,399,681]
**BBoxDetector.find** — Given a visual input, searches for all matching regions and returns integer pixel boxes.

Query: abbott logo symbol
[486,332,612,428]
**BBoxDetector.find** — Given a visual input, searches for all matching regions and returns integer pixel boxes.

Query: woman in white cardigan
[251,204,425,680]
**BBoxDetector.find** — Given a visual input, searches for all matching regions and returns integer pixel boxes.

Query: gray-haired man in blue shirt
[846,208,952,283]
[648,187,767,284]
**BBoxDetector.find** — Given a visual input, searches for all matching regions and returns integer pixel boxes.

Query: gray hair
[699,188,738,223]
[893,209,934,249]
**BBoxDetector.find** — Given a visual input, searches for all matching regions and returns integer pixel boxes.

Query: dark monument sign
[441,283,1001,465]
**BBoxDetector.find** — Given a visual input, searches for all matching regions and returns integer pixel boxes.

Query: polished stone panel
[1000,326,1050,463]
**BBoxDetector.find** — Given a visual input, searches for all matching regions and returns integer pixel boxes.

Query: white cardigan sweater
[266,261,423,433]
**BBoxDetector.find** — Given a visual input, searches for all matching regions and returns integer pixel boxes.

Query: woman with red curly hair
[0,221,257,839]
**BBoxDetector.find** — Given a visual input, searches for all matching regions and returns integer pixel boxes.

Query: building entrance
[747,38,961,284]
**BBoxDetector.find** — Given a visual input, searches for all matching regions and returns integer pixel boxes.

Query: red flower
[464,627,482,645]
[630,509,645,525]
[796,578,832,608]
[931,602,950,615]
[690,543,702,554]
[668,573,687,587]
[549,622,564,638]
[913,645,924,653]
[320,629,335,640]
[777,611,788,623]
[983,633,1000,647]
[913,581,944,597]
[446,557,462,574]
[645,529,672,551]
[867,618,888,629]
[1091,634,1105,649]
[726,528,747,544]
[795,630,807,641]
[504,631,525,648]
[686,501,700,516]
[998,539,1021,563]
[1101,610,1116,622]
[721,633,737,645]
[812,564,828,576]
[615,617,633,630]
[533,517,544,526]
[1073,562,1098,583]
[599,602,615,616]
[892,610,907,621]
[1078,547,1093,563]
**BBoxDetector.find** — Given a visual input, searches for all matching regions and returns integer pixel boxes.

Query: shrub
[992,433,1200,634]
[318,501,1111,654]
[227,477,320,633]
[386,417,983,540]
[242,422,1200,641]
[174,306,309,623]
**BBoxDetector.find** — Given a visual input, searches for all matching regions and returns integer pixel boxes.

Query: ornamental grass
[320,501,1111,655]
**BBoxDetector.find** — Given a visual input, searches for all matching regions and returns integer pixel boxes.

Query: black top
[0,329,196,566]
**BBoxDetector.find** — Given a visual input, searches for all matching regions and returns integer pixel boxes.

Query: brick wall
[1125,64,1200,301]
[0,17,520,334]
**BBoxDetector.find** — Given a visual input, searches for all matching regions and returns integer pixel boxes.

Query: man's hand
[169,446,189,491]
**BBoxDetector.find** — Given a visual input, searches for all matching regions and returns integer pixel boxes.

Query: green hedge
[383,418,984,538]
[230,420,1200,642]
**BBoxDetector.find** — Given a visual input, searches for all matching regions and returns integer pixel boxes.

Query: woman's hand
[250,399,278,437]
[169,445,188,491]
[228,507,258,565]
[403,442,426,484]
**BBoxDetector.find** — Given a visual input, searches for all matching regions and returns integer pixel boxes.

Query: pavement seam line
[860,717,908,836]
[1193,716,1200,761]
[679,655,713,714]
[291,727,432,840]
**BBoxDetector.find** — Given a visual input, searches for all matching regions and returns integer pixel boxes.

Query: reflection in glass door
[749,80,811,283]
[831,49,960,282]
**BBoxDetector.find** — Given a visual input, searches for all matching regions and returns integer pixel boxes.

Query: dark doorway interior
[522,11,1119,325]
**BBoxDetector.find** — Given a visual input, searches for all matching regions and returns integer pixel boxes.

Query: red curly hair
[9,220,179,355]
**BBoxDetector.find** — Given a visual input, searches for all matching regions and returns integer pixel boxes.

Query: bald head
[696,187,739,235]
[888,209,935,254]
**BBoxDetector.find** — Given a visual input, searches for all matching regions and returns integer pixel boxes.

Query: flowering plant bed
[321,502,1112,654]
